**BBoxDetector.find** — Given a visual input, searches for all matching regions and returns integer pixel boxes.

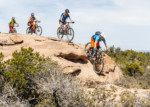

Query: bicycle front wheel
[14,30,17,33]
[93,58,104,74]
[36,26,42,36]
[67,28,74,42]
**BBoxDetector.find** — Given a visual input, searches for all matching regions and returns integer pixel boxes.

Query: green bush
[4,47,46,100]
[0,47,88,106]
[125,62,144,77]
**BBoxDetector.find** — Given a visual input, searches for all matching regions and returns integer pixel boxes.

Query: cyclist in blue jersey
[59,9,73,33]
[90,31,109,57]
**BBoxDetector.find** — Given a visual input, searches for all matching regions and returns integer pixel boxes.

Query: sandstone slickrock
[0,34,23,45]
[0,33,123,83]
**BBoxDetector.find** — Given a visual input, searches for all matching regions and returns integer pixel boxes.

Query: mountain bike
[26,21,42,36]
[85,42,105,74]
[57,22,75,42]
[9,24,19,33]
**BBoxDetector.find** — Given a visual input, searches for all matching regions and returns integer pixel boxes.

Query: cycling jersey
[91,35,106,44]
[9,20,17,26]
[60,13,70,22]
[28,16,37,23]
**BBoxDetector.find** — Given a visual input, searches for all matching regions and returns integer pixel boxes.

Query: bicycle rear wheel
[67,28,74,42]
[26,27,31,34]
[93,57,104,74]
[85,42,93,57]
[57,27,63,39]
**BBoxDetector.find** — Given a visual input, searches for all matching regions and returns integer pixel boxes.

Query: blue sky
[0,0,150,50]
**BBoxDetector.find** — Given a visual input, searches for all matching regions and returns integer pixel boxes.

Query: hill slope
[0,33,122,84]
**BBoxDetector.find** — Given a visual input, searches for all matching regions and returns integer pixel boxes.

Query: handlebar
[35,21,40,23]
[66,22,75,24]
[14,24,19,27]
[94,48,108,54]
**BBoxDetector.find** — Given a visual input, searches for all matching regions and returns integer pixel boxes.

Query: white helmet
[101,32,106,38]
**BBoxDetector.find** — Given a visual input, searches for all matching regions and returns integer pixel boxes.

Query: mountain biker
[28,13,40,31]
[8,17,19,32]
[59,9,73,33]
[90,31,109,57]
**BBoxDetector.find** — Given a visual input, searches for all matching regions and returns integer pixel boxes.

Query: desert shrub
[86,86,117,107]
[108,46,150,89]
[120,90,135,107]
[0,47,89,106]
[0,83,29,107]
[115,70,150,89]
[36,59,87,107]
[125,62,144,78]
[0,52,5,93]
[3,47,46,102]
[120,90,150,107]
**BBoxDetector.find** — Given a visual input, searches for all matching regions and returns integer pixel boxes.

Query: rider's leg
[64,23,68,31]
[97,42,100,50]
[59,22,63,31]
[94,42,100,56]
[9,26,12,31]
[29,24,32,30]
[90,38,95,57]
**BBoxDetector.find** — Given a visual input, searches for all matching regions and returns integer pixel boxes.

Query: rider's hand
[106,49,109,52]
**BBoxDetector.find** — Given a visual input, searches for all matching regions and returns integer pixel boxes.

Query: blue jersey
[92,35,106,44]
[60,13,70,22]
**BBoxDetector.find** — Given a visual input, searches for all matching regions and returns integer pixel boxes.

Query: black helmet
[31,13,34,16]
[65,9,70,13]
[95,31,102,35]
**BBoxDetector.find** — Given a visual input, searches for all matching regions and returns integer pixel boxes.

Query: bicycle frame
[95,50,104,59]
[62,22,72,31]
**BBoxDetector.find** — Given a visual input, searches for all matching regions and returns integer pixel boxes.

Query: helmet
[65,9,70,13]
[101,32,106,38]
[12,17,15,20]
[95,31,102,35]
[31,13,34,16]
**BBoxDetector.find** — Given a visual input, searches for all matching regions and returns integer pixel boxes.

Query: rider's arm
[94,42,98,48]
[28,17,31,22]
[69,17,73,22]
[15,21,18,25]
[61,16,63,22]
[8,20,11,25]
[68,15,73,22]
[35,18,40,22]
[102,39,109,50]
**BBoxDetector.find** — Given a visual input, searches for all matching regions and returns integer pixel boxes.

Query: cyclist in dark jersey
[59,9,73,33]
[28,13,40,30]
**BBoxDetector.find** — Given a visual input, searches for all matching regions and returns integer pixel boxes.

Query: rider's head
[95,31,102,36]
[12,17,15,20]
[65,9,70,14]
[101,32,106,39]
[31,13,34,17]
[95,31,106,39]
